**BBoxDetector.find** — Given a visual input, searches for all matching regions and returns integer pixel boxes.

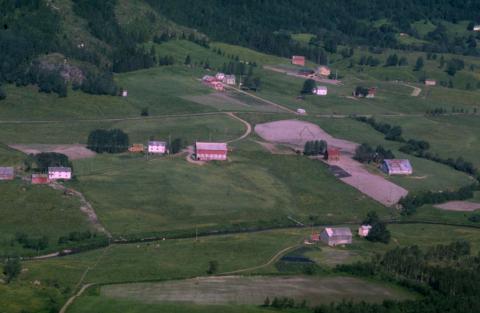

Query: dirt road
[263,65,342,85]
[225,113,252,143]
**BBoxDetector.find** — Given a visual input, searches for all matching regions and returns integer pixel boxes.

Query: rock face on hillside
[36,53,85,85]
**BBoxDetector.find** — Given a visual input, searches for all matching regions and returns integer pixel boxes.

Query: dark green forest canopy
[147,0,480,55]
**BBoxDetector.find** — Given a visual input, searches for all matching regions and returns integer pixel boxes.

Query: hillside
[1,2,480,313]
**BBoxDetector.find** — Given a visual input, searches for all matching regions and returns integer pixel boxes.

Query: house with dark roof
[381,159,413,175]
[0,167,14,180]
[320,227,352,246]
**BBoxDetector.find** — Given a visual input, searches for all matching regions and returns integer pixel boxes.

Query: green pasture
[0,114,245,144]
[0,180,93,256]
[69,150,386,238]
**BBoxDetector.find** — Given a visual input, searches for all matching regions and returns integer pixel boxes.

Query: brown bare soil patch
[9,144,96,160]
[434,201,480,212]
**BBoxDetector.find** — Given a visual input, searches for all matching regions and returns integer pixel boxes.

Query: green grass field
[69,149,386,238]
[0,180,94,256]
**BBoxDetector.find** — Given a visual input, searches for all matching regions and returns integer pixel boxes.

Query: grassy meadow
[69,149,387,238]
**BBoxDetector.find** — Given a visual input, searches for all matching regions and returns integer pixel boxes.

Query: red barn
[310,232,320,242]
[32,174,49,185]
[327,147,341,161]
[292,55,306,66]
[195,142,228,161]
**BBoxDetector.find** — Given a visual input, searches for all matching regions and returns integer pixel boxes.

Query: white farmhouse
[48,167,72,180]
[148,141,167,154]
[313,86,328,96]
[215,72,225,81]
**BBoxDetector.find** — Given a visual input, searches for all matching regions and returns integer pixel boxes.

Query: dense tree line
[87,129,129,153]
[354,116,404,141]
[28,152,71,172]
[362,211,390,244]
[354,143,395,164]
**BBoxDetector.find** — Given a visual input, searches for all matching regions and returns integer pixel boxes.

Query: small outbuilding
[297,108,306,115]
[121,90,128,97]
[195,142,228,161]
[366,87,377,98]
[425,79,436,86]
[381,159,413,176]
[320,227,352,246]
[215,72,225,81]
[473,25,480,32]
[292,55,306,66]
[326,147,340,161]
[313,86,328,96]
[148,141,167,154]
[358,225,372,237]
[0,167,14,180]
[317,66,331,77]
[32,174,49,185]
[129,144,145,153]
[223,75,236,85]
[48,167,72,180]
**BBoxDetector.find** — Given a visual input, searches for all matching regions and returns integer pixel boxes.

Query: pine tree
[184,54,191,65]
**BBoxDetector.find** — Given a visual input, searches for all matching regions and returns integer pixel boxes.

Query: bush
[87,129,129,153]
[301,79,316,94]
[3,257,21,283]
[0,85,6,100]
[33,152,71,172]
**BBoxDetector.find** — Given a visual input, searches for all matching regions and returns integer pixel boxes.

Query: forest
[149,0,480,59]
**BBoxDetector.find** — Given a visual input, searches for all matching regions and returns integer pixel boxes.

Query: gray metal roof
[324,227,352,237]
[148,141,166,146]
[48,167,72,173]
[0,167,14,176]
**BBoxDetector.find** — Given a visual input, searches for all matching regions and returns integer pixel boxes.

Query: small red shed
[32,174,49,185]
[327,147,341,161]
[292,55,306,66]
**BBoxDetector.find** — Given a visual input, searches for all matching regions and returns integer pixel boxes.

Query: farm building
[297,108,306,115]
[0,167,14,180]
[474,25,480,32]
[313,86,328,96]
[320,227,352,246]
[148,141,167,154]
[358,225,372,237]
[129,144,145,153]
[381,159,413,175]
[215,72,225,81]
[48,167,72,180]
[121,90,128,97]
[326,147,340,161]
[310,232,320,242]
[195,142,228,161]
[366,87,377,98]
[202,75,224,91]
[317,66,331,77]
[425,79,436,86]
[292,55,306,66]
[32,174,49,185]
[223,75,236,85]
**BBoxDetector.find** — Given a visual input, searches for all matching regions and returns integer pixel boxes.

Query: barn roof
[0,167,14,176]
[316,86,328,91]
[48,167,72,173]
[148,141,166,146]
[324,227,352,237]
[384,159,412,173]
[196,142,228,151]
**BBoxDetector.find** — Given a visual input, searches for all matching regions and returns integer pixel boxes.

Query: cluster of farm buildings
[0,141,229,184]
[202,73,236,91]
[307,225,373,247]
